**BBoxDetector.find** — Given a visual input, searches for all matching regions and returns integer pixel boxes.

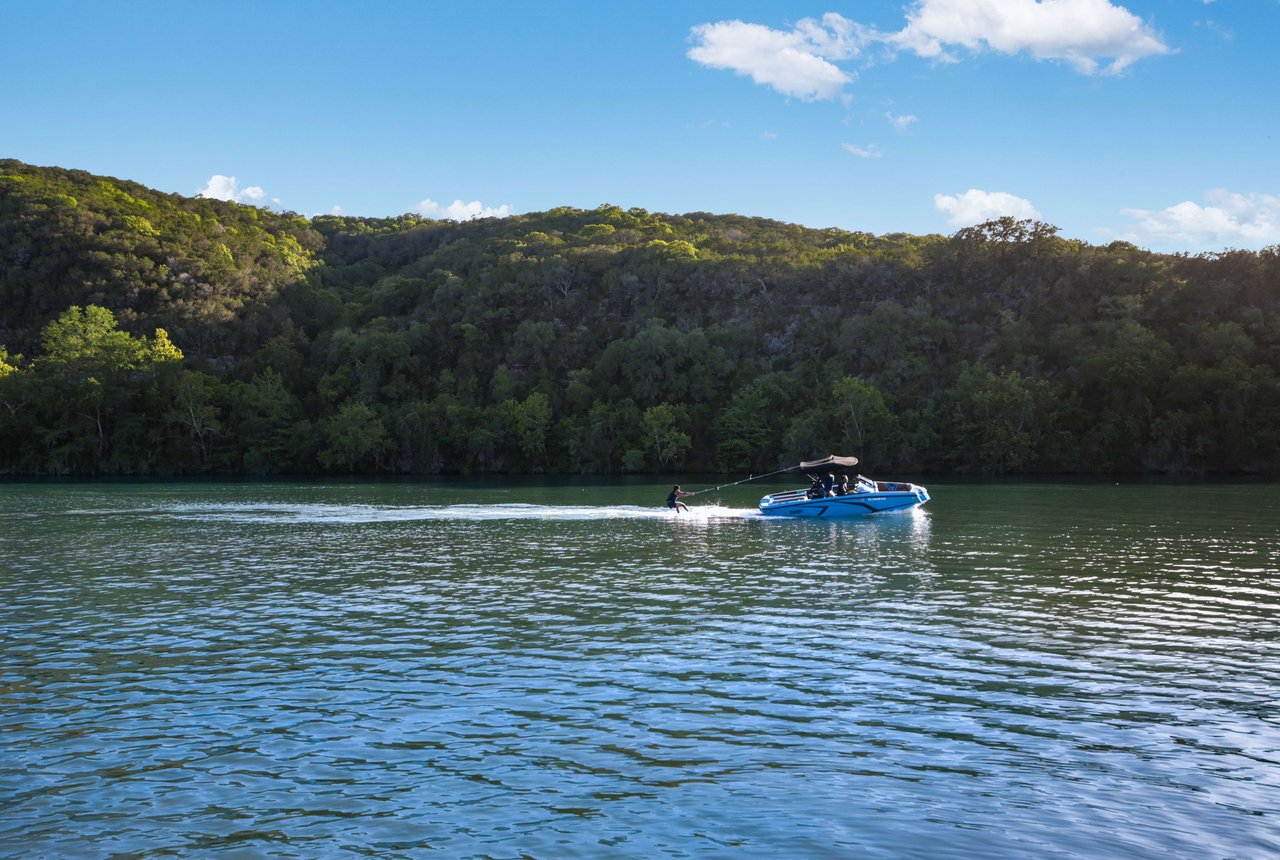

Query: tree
[30,305,185,471]
[946,366,1056,474]
[39,305,150,377]
[502,392,552,467]
[715,372,799,471]
[640,403,691,469]
[319,401,388,472]
[0,347,19,379]
[229,369,302,473]
[830,376,899,465]
[147,367,224,471]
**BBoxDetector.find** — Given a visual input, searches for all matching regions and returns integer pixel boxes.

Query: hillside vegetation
[2,159,1278,475]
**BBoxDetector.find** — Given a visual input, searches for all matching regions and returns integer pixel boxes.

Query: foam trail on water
[147,502,759,524]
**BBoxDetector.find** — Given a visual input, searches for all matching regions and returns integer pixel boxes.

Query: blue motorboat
[759,478,929,517]
[682,454,930,518]
[755,455,930,518]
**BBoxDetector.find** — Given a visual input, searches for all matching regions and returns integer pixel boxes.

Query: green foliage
[640,403,692,469]
[944,366,1057,474]
[229,369,304,473]
[319,401,388,472]
[148,367,224,470]
[502,392,552,466]
[3,304,207,472]
[39,304,152,375]
[2,160,1279,476]
[0,159,320,359]
[829,376,900,466]
[0,347,20,378]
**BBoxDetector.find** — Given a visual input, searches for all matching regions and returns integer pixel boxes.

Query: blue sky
[3,0,1277,252]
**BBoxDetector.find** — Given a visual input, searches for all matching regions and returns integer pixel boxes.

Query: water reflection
[765,507,934,561]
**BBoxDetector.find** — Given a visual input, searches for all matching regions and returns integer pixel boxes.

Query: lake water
[1,479,1277,858]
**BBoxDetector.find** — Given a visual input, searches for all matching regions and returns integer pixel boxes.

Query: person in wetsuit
[666,485,691,513]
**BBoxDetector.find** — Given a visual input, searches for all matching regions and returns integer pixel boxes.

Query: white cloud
[893,0,1170,75]
[1117,189,1280,249]
[690,2,1169,99]
[687,14,871,100]
[842,143,883,158]
[886,111,918,132]
[416,198,512,221]
[197,175,268,204]
[935,188,1041,227]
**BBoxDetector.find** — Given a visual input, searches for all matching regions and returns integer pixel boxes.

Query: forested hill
[2,159,1278,476]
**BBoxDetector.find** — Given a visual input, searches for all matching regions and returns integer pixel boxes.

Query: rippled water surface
[2,479,1278,858]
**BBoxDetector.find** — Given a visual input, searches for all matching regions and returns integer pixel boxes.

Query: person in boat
[805,476,824,499]
[836,474,850,496]
[666,484,691,513]
[821,473,836,497]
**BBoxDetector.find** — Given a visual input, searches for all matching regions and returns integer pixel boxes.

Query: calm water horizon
[2,479,1277,857]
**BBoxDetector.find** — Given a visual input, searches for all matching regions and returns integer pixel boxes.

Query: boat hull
[758,482,929,518]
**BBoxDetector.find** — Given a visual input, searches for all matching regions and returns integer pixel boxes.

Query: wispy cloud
[1195,17,1233,42]
[689,1,1169,100]
[885,111,918,133]
[197,175,267,204]
[416,198,513,221]
[935,188,1040,227]
[842,143,883,158]
[1117,189,1280,249]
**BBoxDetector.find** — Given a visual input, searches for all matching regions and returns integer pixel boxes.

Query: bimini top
[797,454,859,471]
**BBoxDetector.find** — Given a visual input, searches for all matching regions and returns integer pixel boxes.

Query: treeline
[1,159,1278,475]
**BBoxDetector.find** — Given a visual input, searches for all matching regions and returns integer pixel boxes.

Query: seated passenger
[821,473,836,497]
[805,477,824,499]
[836,474,850,495]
